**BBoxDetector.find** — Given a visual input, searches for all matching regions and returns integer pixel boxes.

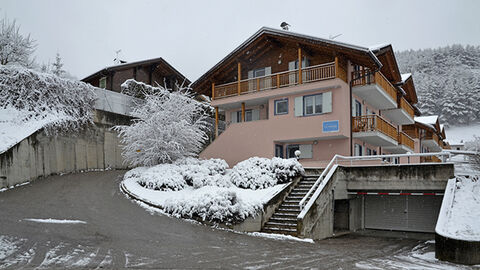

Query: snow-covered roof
[368,43,390,52]
[400,73,412,83]
[415,115,438,125]
[192,27,383,89]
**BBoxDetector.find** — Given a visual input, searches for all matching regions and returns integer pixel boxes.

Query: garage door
[364,195,443,232]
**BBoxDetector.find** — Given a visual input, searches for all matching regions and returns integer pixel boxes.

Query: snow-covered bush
[230,157,304,190]
[114,80,213,166]
[0,65,95,134]
[162,187,260,223]
[175,158,231,188]
[465,136,480,170]
[135,165,186,191]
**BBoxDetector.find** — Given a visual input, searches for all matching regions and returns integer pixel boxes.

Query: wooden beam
[215,107,219,138]
[241,102,245,122]
[298,47,302,84]
[335,56,339,78]
[237,62,241,95]
[211,82,215,100]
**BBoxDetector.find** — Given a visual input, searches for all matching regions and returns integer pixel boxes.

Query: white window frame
[274,99,289,115]
[99,76,107,89]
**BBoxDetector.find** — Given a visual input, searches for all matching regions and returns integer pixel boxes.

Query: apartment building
[193,27,428,167]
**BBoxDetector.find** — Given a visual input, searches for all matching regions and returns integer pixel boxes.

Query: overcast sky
[2,0,480,81]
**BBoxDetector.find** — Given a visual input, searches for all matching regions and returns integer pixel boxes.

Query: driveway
[0,171,471,269]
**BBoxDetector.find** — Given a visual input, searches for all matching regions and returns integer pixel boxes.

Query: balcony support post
[241,102,245,122]
[215,107,219,138]
[211,82,215,100]
[335,56,338,79]
[298,47,302,84]
[237,62,241,95]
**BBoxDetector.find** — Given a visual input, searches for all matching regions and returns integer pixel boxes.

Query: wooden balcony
[212,59,346,100]
[351,71,397,110]
[423,132,442,152]
[421,156,442,163]
[382,131,415,153]
[352,115,398,146]
[399,97,415,119]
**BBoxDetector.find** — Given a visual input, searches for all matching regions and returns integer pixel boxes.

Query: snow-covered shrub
[465,136,480,170]
[114,80,213,166]
[0,65,95,134]
[175,158,230,188]
[230,157,304,190]
[162,187,260,223]
[135,164,186,191]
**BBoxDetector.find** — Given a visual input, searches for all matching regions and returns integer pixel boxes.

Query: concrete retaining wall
[0,110,130,188]
[435,233,480,265]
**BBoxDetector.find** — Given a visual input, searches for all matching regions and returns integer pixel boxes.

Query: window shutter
[231,111,238,123]
[294,96,303,117]
[302,57,309,68]
[252,109,260,121]
[248,70,254,79]
[299,144,313,159]
[288,61,296,70]
[323,91,332,113]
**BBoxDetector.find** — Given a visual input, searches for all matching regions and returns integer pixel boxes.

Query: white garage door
[364,195,443,232]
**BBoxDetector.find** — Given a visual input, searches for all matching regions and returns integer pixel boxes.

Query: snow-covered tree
[0,16,36,67]
[114,79,213,166]
[465,136,480,171]
[52,52,64,77]
[0,65,96,133]
[397,45,480,126]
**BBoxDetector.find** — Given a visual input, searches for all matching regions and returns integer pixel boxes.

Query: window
[354,100,362,116]
[274,99,288,115]
[99,76,107,89]
[303,94,323,115]
[253,68,266,77]
[286,145,299,158]
[367,148,372,156]
[275,144,284,158]
[245,110,253,122]
[354,144,363,156]
[372,149,377,155]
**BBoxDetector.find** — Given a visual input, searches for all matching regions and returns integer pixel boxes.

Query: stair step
[264,222,297,229]
[262,226,297,232]
[278,207,300,212]
[269,217,297,223]
[272,213,298,218]
[283,201,301,204]
[261,229,297,236]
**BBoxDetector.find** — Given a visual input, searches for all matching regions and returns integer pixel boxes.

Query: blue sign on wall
[323,120,339,133]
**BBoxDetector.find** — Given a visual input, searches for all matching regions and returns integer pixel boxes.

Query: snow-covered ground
[23,218,87,224]
[122,157,303,223]
[0,107,68,154]
[436,175,480,241]
[446,124,480,145]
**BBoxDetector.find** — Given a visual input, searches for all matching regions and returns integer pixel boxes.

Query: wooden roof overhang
[82,57,191,85]
[192,27,383,97]
[399,75,418,104]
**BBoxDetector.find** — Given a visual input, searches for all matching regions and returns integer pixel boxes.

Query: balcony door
[248,66,271,91]
[288,57,309,85]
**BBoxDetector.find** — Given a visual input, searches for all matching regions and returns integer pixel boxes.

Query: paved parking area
[0,171,474,269]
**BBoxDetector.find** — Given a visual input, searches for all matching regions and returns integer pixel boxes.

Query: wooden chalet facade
[82,57,190,93]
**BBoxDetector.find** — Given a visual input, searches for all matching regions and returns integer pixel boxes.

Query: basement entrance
[364,195,443,233]
[334,199,349,231]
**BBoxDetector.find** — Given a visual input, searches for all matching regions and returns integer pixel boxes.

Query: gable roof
[192,27,383,96]
[82,57,191,85]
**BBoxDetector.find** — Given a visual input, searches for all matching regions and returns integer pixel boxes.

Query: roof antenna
[114,49,125,64]
[280,22,290,31]
[329,33,342,40]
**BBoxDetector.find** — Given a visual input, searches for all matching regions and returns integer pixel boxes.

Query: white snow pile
[122,157,303,223]
[436,175,480,241]
[23,218,87,224]
[230,157,304,190]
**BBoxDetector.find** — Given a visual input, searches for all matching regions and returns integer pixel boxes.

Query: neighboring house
[193,27,427,167]
[82,57,191,93]
[403,115,451,162]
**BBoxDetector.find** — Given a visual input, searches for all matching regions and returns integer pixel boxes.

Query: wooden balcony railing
[352,115,398,141]
[421,156,442,163]
[351,71,397,102]
[425,132,440,146]
[399,97,415,118]
[398,132,415,150]
[213,61,340,100]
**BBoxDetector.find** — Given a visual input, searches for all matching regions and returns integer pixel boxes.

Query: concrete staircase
[261,174,319,236]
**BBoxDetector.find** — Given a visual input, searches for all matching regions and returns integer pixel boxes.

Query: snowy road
[0,171,475,269]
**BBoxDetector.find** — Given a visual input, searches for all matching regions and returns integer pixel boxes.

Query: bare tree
[0,16,36,67]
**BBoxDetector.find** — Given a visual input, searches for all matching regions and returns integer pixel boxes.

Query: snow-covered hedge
[176,158,231,188]
[0,65,96,134]
[131,165,186,191]
[230,157,304,190]
[162,187,260,223]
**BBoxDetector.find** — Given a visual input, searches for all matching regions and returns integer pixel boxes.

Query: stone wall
[0,110,131,188]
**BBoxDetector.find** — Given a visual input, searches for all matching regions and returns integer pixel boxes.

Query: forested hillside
[396,45,480,126]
